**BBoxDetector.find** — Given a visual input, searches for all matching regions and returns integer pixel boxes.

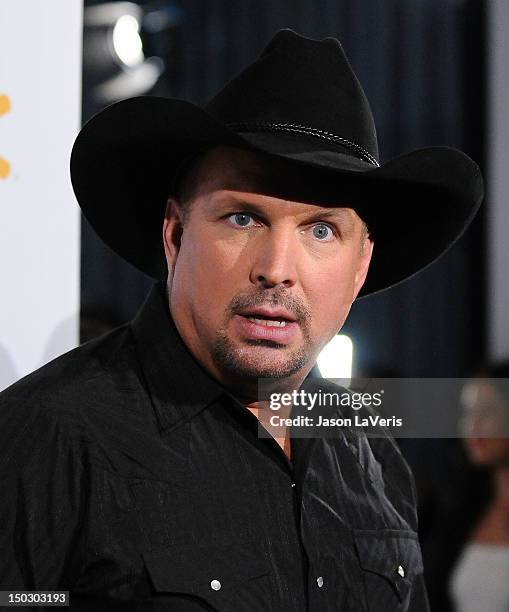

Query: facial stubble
[210,288,313,380]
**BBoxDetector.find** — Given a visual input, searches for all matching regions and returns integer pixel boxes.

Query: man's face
[163,146,373,391]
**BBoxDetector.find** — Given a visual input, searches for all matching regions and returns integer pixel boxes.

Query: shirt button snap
[397,565,405,578]
[316,576,324,588]
[291,482,296,487]
[210,579,221,591]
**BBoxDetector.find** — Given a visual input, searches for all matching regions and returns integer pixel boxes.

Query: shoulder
[0,323,140,465]
[303,375,419,529]
[303,375,409,461]
[0,322,134,402]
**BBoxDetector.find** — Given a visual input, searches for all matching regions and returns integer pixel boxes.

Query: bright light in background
[317,334,353,381]
[113,14,143,67]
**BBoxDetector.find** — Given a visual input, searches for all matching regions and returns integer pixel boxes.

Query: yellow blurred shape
[0,157,11,179]
[0,94,11,116]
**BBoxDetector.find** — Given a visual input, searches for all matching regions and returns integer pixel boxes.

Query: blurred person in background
[448,361,509,611]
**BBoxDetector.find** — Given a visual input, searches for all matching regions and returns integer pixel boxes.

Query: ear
[352,238,374,301]
[162,198,184,276]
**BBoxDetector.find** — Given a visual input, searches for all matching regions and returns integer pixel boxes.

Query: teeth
[247,317,287,327]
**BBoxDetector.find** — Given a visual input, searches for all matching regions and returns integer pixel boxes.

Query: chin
[211,340,308,381]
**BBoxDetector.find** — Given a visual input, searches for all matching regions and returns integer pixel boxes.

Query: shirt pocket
[353,528,424,612]
[141,540,273,611]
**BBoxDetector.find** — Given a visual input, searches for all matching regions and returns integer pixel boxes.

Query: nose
[249,225,298,289]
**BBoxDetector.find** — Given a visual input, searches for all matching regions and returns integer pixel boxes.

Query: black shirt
[0,282,430,611]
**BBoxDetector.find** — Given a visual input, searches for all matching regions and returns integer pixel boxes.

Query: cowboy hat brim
[70,96,484,298]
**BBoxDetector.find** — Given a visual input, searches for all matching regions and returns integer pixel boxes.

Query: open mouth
[244,315,289,327]
[234,310,299,343]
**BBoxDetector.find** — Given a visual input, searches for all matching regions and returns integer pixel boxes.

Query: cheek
[171,231,247,321]
[488,438,509,460]
[302,254,359,334]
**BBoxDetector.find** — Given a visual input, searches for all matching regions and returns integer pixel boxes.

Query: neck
[245,399,293,458]
[229,368,310,406]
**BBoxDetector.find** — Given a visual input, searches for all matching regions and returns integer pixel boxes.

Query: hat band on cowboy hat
[70,28,484,298]
[225,121,381,167]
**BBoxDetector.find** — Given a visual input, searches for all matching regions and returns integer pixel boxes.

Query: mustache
[228,288,310,324]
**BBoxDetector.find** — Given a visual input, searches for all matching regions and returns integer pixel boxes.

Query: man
[0,29,482,611]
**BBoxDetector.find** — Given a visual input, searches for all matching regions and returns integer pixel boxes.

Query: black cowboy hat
[70,29,483,298]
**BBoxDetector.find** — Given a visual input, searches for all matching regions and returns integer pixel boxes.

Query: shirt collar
[129,282,346,460]
[130,281,227,433]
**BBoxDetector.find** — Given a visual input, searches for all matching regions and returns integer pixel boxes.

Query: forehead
[462,380,508,412]
[183,145,363,219]
[185,145,300,196]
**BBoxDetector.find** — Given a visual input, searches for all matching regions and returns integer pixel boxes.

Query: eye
[227,212,257,228]
[311,223,335,241]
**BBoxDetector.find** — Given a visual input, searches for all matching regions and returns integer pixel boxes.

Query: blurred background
[2,1,509,609]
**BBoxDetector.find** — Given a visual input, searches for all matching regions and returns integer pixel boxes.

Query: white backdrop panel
[0,1,82,390]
